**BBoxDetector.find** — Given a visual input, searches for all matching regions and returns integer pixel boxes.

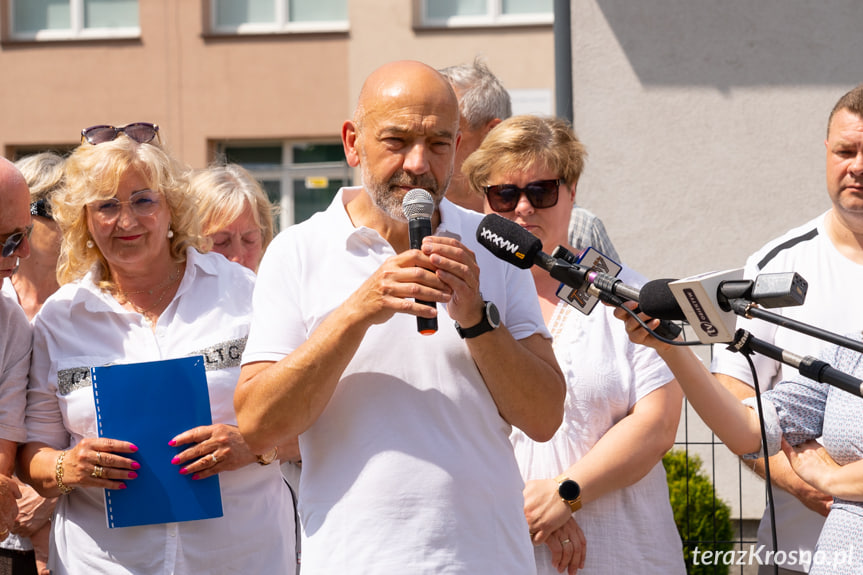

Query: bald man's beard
[359,162,452,222]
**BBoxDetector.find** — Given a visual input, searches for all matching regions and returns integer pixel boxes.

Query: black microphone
[476,214,682,338]
[639,271,807,344]
[402,188,437,335]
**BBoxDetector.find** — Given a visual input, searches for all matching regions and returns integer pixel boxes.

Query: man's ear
[342,120,361,168]
[482,117,503,138]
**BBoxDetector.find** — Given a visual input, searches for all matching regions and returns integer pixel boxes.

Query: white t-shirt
[26,249,296,575]
[0,286,29,444]
[511,268,685,574]
[243,188,547,574]
[711,211,863,571]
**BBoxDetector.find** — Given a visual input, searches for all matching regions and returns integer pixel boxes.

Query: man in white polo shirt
[235,60,565,574]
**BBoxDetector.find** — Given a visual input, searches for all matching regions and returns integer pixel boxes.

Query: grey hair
[439,58,512,130]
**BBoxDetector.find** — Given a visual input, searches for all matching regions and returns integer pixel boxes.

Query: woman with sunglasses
[463,115,686,575]
[17,128,296,575]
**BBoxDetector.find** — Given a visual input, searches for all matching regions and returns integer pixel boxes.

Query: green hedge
[663,448,735,575]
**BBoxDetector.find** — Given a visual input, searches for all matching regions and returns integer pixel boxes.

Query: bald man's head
[0,157,32,281]
[342,60,461,220]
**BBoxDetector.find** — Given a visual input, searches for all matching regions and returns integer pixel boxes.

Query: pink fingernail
[127,472,138,479]
[129,444,138,452]
[130,462,141,470]
[168,440,176,446]
[191,474,200,480]
[179,467,188,475]
[118,484,127,490]
[171,456,180,465]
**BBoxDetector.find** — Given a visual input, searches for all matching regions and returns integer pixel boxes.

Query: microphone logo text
[478,226,526,260]
[682,288,720,337]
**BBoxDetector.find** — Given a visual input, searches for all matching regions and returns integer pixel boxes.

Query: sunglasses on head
[30,198,52,220]
[81,122,160,146]
[1,225,33,258]
[484,179,561,213]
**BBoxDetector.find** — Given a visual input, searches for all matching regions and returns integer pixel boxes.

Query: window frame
[217,140,353,230]
[416,0,553,29]
[208,0,349,36]
[8,0,141,41]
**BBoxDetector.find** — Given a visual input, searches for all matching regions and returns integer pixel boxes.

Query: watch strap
[555,473,582,513]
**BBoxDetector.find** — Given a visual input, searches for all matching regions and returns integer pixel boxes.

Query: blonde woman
[18,125,297,575]
[190,164,275,272]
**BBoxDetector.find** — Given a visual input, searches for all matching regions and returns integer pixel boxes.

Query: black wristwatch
[454,301,500,339]
[555,473,582,513]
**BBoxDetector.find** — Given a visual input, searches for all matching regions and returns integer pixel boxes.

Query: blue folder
[91,355,223,528]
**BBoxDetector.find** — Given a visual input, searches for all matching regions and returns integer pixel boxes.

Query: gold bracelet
[55,450,74,495]
[256,446,278,466]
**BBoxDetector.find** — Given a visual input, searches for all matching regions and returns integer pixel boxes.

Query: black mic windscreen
[638,279,687,321]
[476,214,542,270]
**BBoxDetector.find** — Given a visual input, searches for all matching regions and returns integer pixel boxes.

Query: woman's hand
[544,516,586,574]
[170,424,257,480]
[10,478,55,538]
[523,478,571,545]
[62,437,140,490]
[611,302,676,352]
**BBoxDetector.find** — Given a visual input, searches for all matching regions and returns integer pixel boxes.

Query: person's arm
[424,235,565,441]
[524,382,682,542]
[612,304,764,454]
[0,439,20,540]
[716,373,832,517]
[236,244,474,452]
[781,438,860,502]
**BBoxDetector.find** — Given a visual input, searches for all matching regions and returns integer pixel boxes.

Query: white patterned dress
[744,334,863,575]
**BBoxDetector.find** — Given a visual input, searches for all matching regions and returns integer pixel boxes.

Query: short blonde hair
[462,114,587,196]
[189,164,276,254]
[15,152,66,204]
[54,137,204,287]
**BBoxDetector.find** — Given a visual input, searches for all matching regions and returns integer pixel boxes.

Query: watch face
[558,479,580,501]
[486,302,501,328]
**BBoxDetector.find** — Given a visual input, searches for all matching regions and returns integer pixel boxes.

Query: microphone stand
[727,329,863,398]
[725,298,863,355]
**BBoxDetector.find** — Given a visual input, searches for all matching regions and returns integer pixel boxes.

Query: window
[211,0,348,35]
[10,0,140,41]
[419,0,552,27]
[220,142,352,231]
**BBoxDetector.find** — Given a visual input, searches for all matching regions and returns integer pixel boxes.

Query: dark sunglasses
[1,225,33,258]
[484,179,561,213]
[30,198,52,220]
[81,122,160,145]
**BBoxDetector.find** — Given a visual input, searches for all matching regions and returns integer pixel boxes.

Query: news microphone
[476,214,681,338]
[402,188,438,335]
[639,270,744,344]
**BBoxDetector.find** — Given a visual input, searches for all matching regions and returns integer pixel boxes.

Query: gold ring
[210,453,219,464]
[91,465,104,479]
[0,528,8,537]
[95,451,102,465]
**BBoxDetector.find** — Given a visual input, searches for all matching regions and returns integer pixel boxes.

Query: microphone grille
[402,188,435,220]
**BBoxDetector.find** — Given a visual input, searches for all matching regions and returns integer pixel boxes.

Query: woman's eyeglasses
[81,123,160,146]
[1,225,33,258]
[484,179,561,213]
[88,190,161,223]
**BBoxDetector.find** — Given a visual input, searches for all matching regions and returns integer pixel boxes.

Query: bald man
[236,61,564,574]
[0,158,31,550]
